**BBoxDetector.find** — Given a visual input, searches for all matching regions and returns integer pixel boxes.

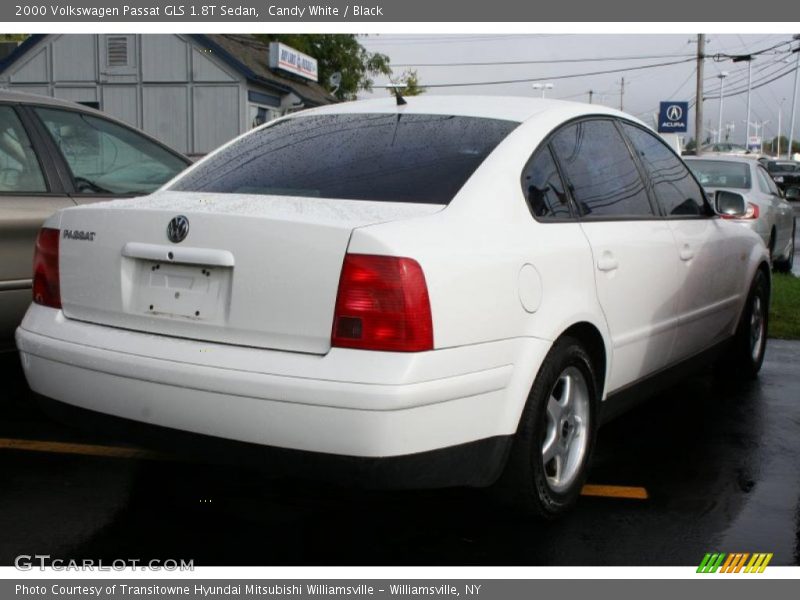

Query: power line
[702,61,798,100]
[691,61,798,106]
[373,57,696,89]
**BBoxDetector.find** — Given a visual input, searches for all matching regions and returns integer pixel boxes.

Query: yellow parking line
[0,437,165,460]
[581,484,649,500]
[0,438,649,501]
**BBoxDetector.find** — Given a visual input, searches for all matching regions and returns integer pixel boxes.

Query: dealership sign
[269,42,318,81]
[657,101,689,133]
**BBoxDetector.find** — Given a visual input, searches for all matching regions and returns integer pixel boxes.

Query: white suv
[17,96,770,517]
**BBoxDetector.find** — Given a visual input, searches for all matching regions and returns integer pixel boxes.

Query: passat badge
[166,215,189,243]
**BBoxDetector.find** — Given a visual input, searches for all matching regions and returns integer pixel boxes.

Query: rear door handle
[679,244,695,261]
[596,253,619,272]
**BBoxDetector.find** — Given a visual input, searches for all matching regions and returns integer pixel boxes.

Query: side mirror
[785,187,800,201]
[715,190,747,217]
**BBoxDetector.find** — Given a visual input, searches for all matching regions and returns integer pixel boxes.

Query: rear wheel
[499,337,599,519]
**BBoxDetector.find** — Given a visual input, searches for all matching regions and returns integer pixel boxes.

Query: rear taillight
[32,228,61,309]
[332,254,433,352]
[720,202,760,220]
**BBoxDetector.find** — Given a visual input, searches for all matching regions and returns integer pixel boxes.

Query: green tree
[0,34,28,42]
[685,137,696,151]
[390,69,425,96]
[255,34,391,100]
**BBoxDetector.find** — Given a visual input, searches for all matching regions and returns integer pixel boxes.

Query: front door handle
[597,252,619,272]
[679,244,695,261]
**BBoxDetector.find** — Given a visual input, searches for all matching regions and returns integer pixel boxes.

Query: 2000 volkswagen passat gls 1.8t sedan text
[17,96,770,517]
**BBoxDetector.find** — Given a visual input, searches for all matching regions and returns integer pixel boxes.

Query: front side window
[171,113,519,205]
[35,108,187,195]
[550,119,653,218]
[622,123,706,216]
[0,106,47,193]
[520,146,572,219]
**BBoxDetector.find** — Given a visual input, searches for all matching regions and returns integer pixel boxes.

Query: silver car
[686,155,796,273]
[0,90,190,351]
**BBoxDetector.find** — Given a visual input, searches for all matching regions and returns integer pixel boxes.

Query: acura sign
[658,101,689,133]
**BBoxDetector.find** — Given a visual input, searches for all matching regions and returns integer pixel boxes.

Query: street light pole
[778,98,785,157]
[733,55,754,146]
[532,82,554,98]
[788,36,800,160]
[717,72,728,143]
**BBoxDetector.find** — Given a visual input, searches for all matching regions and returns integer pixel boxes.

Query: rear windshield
[767,161,798,173]
[171,113,518,204]
[686,160,752,190]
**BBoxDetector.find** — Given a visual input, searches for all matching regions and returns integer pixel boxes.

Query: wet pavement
[0,337,799,567]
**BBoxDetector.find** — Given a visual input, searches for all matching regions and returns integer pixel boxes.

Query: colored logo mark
[697,552,773,573]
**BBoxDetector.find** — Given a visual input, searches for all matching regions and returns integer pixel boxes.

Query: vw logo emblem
[666,105,683,121]
[166,215,189,244]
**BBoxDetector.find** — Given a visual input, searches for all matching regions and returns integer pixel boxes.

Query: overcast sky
[358,34,799,145]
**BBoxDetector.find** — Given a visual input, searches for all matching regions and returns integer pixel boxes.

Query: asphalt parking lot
[0,206,797,568]
[1,333,799,567]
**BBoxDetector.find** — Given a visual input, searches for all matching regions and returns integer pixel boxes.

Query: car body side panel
[667,217,747,362]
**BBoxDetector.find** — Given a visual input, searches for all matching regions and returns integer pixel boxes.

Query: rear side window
[621,123,706,216]
[171,113,518,204]
[550,119,653,218]
[756,166,781,196]
[521,147,572,219]
[755,167,772,194]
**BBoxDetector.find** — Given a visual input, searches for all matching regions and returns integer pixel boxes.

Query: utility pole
[694,34,705,155]
[588,90,594,104]
[778,98,785,157]
[619,77,625,111]
[788,35,800,160]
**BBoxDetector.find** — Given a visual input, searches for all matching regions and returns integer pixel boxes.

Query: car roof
[294,95,640,125]
[0,88,108,112]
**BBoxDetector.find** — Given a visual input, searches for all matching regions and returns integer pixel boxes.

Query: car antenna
[385,83,407,106]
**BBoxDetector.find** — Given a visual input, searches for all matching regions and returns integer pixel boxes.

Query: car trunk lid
[57,191,443,354]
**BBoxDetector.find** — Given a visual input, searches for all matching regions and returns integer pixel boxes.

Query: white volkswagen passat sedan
[17,97,770,517]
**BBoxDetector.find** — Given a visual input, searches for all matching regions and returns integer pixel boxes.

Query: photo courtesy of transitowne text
[0,0,799,597]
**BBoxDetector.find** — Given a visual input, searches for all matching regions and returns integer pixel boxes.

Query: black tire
[726,269,769,379]
[498,336,599,519]
[773,219,795,274]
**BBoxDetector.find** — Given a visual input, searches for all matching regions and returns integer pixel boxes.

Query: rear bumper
[16,305,550,486]
[32,393,512,489]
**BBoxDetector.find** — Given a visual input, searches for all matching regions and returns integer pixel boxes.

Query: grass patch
[770,273,800,340]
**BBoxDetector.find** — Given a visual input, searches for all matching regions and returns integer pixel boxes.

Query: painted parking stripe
[0,437,164,460]
[580,484,649,500]
[0,437,650,500]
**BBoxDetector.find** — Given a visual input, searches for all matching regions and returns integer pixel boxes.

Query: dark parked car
[762,160,800,197]
[0,90,191,351]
